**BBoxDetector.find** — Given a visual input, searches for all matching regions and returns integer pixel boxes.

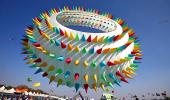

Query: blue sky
[0,0,170,99]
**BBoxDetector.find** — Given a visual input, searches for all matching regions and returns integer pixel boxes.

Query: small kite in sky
[27,77,32,82]
[32,82,41,87]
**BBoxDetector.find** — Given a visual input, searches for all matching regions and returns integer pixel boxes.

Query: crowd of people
[0,94,58,100]
[0,94,33,100]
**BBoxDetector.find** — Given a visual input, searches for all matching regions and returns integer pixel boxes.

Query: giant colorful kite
[22,6,142,93]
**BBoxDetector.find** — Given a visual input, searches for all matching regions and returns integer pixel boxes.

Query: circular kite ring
[22,6,142,93]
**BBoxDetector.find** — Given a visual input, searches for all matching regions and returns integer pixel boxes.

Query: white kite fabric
[22,7,142,93]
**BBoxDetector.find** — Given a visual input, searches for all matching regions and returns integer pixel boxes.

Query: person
[18,96,22,100]
[2,96,7,100]
[10,97,14,100]
[29,96,33,100]
[27,96,33,100]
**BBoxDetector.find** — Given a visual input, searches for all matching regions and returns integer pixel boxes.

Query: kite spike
[48,53,56,58]
[55,8,59,13]
[67,44,73,51]
[45,19,53,30]
[98,36,104,42]
[126,66,135,71]
[125,74,133,79]
[69,32,74,40]
[74,45,80,52]
[54,27,60,34]
[64,71,71,78]
[121,77,128,83]
[114,60,121,65]
[57,79,63,87]
[129,71,136,75]
[91,61,96,68]
[66,6,70,10]
[123,25,129,32]
[101,72,107,82]
[40,13,45,19]
[33,17,41,26]
[127,29,135,37]
[34,68,43,74]
[54,8,58,13]
[114,80,121,87]
[93,36,98,42]
[37,28,50,40]
[84,84,88,93]
[105,88,110,93]
[66,6,69,10]
[74,60,79,65]
[36,46,43,51]
[75,83,80,92]
[116,71,123,77]
[108,73,116,80]
[118,18,124,25]
[55,40,60,46]
[26,59,34,64]
[48,65,55,72]
[56,68,63,75]
[96,48,102,54]
[78,6,81,11]
[75,6,78,10]
[89,48,95,54]
[65,30,69,37]
[113,35,121,41]
[108,82,114,88]
[32,43,40,47]
[74,73,79,81]
[75,34,79,41]
[52,9,56,14]
[100,61,106,67]
[82,7,85,11]
[63,6,66,11]
[87,35,92,42]
[25,30,33,35]
[42,72,48,77]
[122,69,131,75]
[81,34,86,41]
[83,60,88,67]
[44,11,50,19]
[104,36,109,43]
[34,58,42,63]
[65,57,72,64]
[107,61,114,66]
[92,83,97,92]
[93,74,97,83]
[84,74,89,83]
[39,62,47,67]
[60,41,66,48]
[49,76,55,84]
[50,9,54,14]
[100,83,105,91]
[103,48,110,54]
[22,38,29,42]
[82,48,87,54]
[60,29,65,36]
[135,57,142,60]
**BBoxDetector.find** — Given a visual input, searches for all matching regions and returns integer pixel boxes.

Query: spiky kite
[22,6,142,93]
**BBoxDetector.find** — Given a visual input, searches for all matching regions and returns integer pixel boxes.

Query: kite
[32,82,41,87]
[27,77,32,82]
[22,6,142,93]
